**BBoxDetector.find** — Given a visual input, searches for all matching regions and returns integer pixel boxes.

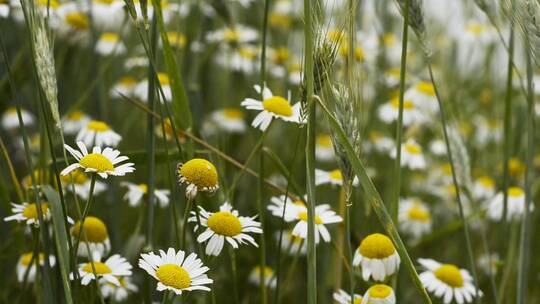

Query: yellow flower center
[158,73,170,86]
[353,298,363,304]
[38,0,59,8]
[408,205,430,222]
[68,111,85,120]
[358,233,396,259]
[415,81,436,96]
[119,76,137,87]
[508,187,524,198]
[478,176,494,188]
[273,47,289,65]
[391,98,414,109]
[383,34,395,45]
[100,32,119,43]
[223,29,240,43]
[434,264,464,287]
[298,211,322,225]
[87,120,110,132]
[269,13,292,28]
[82,261,112,275]
[60,169,88,185]
[327,30,345,43]
[316,134,332,148]
[71,216,109,243]
[79,153,114,173]
[329,169,343,182]
[138,184,148,193]
[22,203,49,220]
[155,264,191,290]
[387,68,401,78]
[293,200,306,207]
[167,32,186,48]
[262,96,293,117]
[207,211,242,237]
[20,252,45,266]
[508,158,525,176]
[253,266,274,277]
[238,47,257,60]
[179,158,219,189]
[405,142,422,154]
[94,0,114,4]
[442,163,453,175]
[222,108,244,119]
[65,12,89,30]
[369,284,393,299]
[466,24,486,35]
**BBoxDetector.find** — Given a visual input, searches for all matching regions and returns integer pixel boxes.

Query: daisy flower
[240,85,303,131]
[100,276,138,302]
[0,1,10,18]
[315,134,335,162]
[176,158,219,199]
[391,139,426,170]
[477,253,500,276]
[110,76,138,98]
[56,4,91,45]
[16,252,56,282]
[4,201,51,227]
[206,25,258,45]
[139,248,213,295]
[487,187,534,221]
[473,116,502,146]
[90,0,126,32]
[315,168,358,187]
[361,284,396,304]
[71,216,111,257]
[189,202,262,256]
[418,258,481,304]
[405,81,438,114]
[276,230,307,256]
[95,32,126,56]
[2,107,34,131]
[214,45,259,74]
[378,97,426,126]
[209,108,247,134]
[248,266,277,289]
[353,233,400,282]
[121,182,170,208]
[364,131,394,154]
[62,110,91,135]
[76,120,122,147]
[134,73,172,103]
[429,139,447,156]
[61,141,135,179]
[333,289,363,304]
[73,252,132,286]
[60,168,107,200]
[398,198,432,239]
[472,176,495,201]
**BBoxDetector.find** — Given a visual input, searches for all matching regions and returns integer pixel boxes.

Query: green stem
[74,174,97,253]
[230,248,240,304]
[181,198,194,250]
[257,145,267,304]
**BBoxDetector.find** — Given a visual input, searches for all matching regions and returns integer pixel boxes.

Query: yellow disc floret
[82,261,112,275]
[416,81,436,96]
[179,158,218,189]
[71,216,109,243]
[60,169,88,184]
[408,205,430,222]
[434,264,464,288]
[329,169,343,182]
[87,120,110,132]
[65,12,89,30]
[23,203,49,220]
[20,252,45,266]
[298,211,322,225]
[358,233,396,259]
[207,211,242,237]
[508,187,524,198]
[405,142,422,155]
[316,134,332,148]
[262,96,293,117]
[79,153,114,172]
[222,108,244,119]
[368,284,393,299]
[156,264,191,290]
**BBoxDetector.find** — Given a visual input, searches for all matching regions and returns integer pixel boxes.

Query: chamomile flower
[134,73,172,103]
[61,141,135,178]
[473,116,502,146]
[316,134,335,162]
[361,284,396,304]
[248,266,277,289]
[405,81,438,114]
[110,76,138,98]
[418,258,481,304]
[364,131,395,154]
[353,233,400,282]
[0,1,10,18]
[4,202,51,227]
[62,111,91,135]
[429,139,447,156]
[315,169,358,187]
[189,202,262,256]
[472,176,496,200]
[139,248,213,295]
[378,97,427,126]
[77,120,122,147]
[121,182,170,208]
[391,139,426,170]
[176,158,219,199]
[333,289,363,304]
[215,45,259,74]
[477,253,500,276]
[275,230,307,255]
[16,252,56,282]
[56,4,91,45]
[90,0,125,32]
[209,108,247,134]
[487,187,534,221]
[398,198,432,239]
[61,168,107,200]
[242,85,304,131]
[73,252,132,286]
[206,25,258,45]
[95,32,126,56]
[71,216,111,257]
[2,107,34,131]
[100,276,138,302]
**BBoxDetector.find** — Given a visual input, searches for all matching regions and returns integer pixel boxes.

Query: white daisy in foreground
[209,108,246,134]
[391,139,426,170]
[361,284,396,304]
[333,289,363,304]
[95,32,126,56]
[315,134,335,162]
[418,258,481,304]
[315,168,358,187]
[61,169,107,200]
[353,233,400,282]
[189,202,262,256]
[177,158,219,199]
[16,252,56,282]
[62,110,91,135]
[62,141,135,179]
[405,81,438,114]
[378,97,426,126]
[71,216,111,257]
[487,187,534,221]
[241,85,303,131]
[398,198,432,239]
[121,182,170,208]
[2,107,35,131]
[139,248,213,295]
[248,266,277,289]
[472,176,495,201]
[100,276,138,302]
[73,252,132,286]
[77,120,122,147]
[4,202,51,227]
